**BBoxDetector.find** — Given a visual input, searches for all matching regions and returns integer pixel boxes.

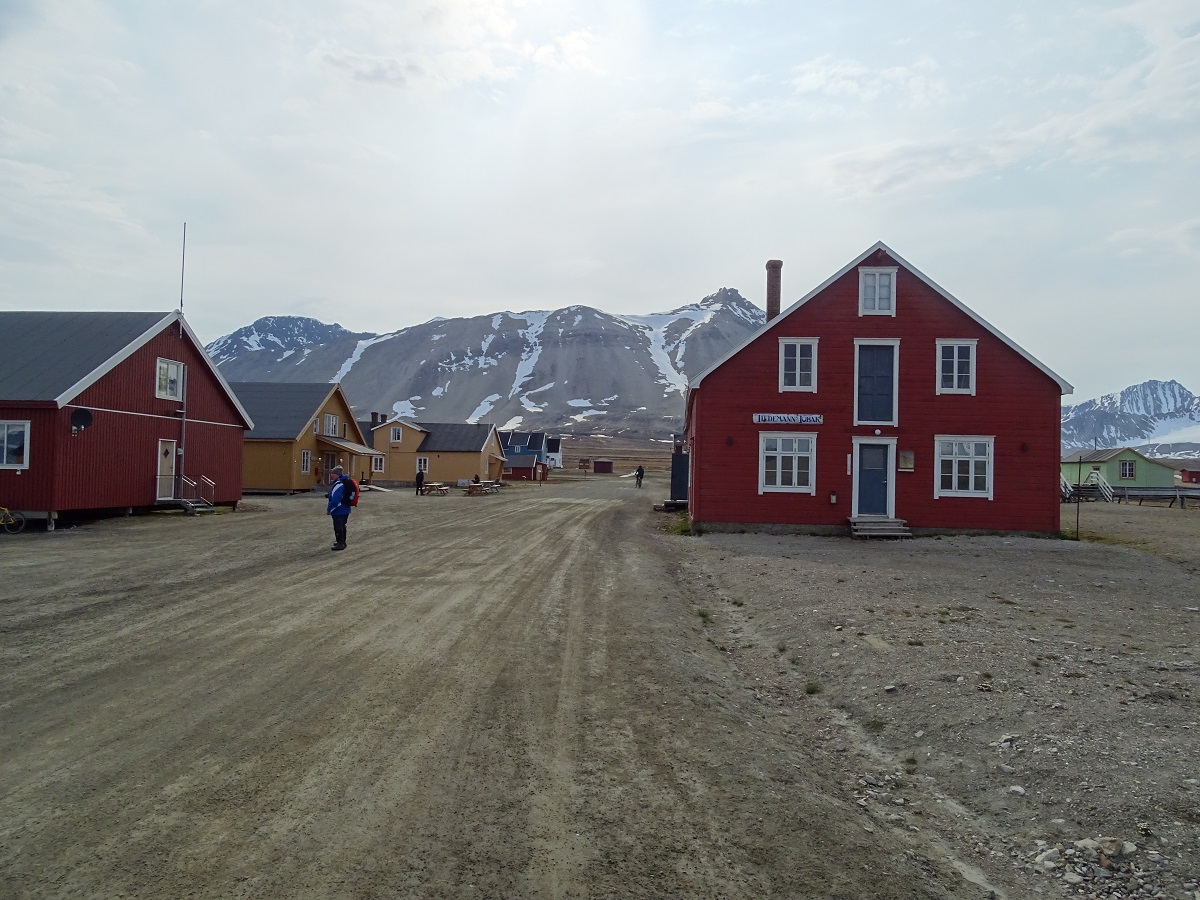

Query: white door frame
[851,436,897,518]
[157,439,177,500]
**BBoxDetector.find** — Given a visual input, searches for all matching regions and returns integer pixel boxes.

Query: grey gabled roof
[229,382,338,440]
[414,422,497,453]
[0,310,254,428]
[0,311,177,402]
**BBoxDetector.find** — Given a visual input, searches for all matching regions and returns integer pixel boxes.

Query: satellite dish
[70,409,93,430]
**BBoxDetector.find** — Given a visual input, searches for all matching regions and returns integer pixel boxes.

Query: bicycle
[1,505,26,534]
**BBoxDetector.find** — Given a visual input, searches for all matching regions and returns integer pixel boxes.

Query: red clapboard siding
[3,315,246,516]
[686,247,1066,534]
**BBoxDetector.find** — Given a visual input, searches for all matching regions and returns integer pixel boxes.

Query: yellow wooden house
[231,382,382,492]
[367,417,506,485]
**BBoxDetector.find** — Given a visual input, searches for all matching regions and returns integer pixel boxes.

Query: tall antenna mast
[179,222,187,314]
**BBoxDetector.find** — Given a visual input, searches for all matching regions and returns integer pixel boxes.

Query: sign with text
[752,413,824,425]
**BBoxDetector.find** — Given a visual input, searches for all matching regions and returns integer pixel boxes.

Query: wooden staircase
[850,517,911,538]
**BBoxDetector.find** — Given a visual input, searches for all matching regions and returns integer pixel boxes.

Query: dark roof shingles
[0,311,171,402]
[229,382,336,439]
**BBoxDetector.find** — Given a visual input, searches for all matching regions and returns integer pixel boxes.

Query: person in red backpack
[325,465,356,551]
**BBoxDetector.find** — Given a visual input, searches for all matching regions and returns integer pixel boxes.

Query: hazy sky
[2,0,1197,402]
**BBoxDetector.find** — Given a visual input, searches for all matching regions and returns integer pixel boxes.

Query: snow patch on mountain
[331,334,396,383]
[392,398,422,418]
[468,393,502,423]
[507,312,550,399]
[1062,379,1200,453]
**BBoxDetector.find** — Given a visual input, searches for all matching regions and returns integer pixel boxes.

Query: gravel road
[2,480,1196,899]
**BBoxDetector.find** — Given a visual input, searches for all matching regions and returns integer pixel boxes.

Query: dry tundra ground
[1,479,1197,899]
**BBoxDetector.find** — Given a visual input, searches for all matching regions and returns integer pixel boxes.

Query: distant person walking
[414,468,425,496]
[325,465,354,551]
[635,465,645,489]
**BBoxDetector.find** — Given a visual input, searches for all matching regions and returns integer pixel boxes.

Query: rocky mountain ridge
[206,289,765,435]
[1061,379,1200,459]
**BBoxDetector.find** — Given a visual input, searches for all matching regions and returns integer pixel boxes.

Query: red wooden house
[0,311,253,528]
[1181,468,1200,485]
[685,243,1072,535]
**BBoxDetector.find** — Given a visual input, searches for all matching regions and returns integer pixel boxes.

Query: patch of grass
[979,672,993,680]
[667,513,693,536]
[864,719,887,734]
[697,609,711,623]
[805,681,822,695]
[904,754,917,765]
[907,639,924,646]
[996,598,1018,605]
[730,598,744,607]
[776,641,788,653]
[788,655,800,666]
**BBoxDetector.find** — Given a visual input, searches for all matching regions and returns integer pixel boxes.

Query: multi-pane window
[779,339,818,392]
[859,268,897,316]
[1119,459,1136,480]
[301,449,311,474]
[1,421,29,469]
[313,419,319,434]
[416,456,430,473]
[371,455,385,473]
[156,358,184,400]
[936,340,976,395]
[323,413,339,436]
[935,436,994,499]
[759,432,816,494]
[391,427,403,443]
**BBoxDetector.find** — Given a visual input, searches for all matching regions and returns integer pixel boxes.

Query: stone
[1062,872,1083,885]
[1035,848,1060,864]
[884,684,897,692]
[1009,785,1026,796]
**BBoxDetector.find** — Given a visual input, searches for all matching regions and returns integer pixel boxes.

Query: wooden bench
[421,483,449,496]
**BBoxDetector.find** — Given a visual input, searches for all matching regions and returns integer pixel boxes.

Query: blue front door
[858,444,889,516]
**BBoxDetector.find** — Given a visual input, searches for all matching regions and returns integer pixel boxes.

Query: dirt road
[2,476,1011,899]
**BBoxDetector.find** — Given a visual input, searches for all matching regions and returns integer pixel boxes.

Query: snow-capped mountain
[206,316,373,364]
[1061,380,1200,459]
[205,289,765,435]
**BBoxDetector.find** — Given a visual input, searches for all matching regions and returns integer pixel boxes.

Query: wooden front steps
[850,517,911,538]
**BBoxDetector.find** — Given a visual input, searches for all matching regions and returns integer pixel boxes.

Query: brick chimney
[765,259,783,321]
[370,412,379,428]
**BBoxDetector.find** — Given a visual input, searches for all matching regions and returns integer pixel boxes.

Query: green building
[1060,448,1177,489]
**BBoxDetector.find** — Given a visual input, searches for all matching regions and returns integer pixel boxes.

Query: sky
[2,0,1198,403]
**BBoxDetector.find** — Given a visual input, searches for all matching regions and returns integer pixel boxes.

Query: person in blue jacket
[325,465,354,551]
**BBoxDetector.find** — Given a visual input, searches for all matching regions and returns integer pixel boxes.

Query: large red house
[0,311,253,528]
[685,243,1072,535]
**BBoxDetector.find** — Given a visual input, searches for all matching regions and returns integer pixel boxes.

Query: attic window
[324,413,338,436]
[859,268,897,317]
[156,358,184,400]
[391,427,403,443]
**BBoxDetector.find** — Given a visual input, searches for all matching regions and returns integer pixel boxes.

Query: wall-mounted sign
[752,413,824,425]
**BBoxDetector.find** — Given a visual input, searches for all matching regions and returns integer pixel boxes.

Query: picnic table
[421,482,450,496]
[463,481,500,496]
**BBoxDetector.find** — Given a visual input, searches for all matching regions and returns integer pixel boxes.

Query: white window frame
[371,455,385,473]
[858,267,898,317]
[853,338,900,427]
[416,456,429,474]
[758,431,817,495]
[1119,459,1136,480]
[390,426,403,443]
[935,339,977,396]
[934,435,995,500]
[313,419,319,434]
[300,449,311,474]
[1,420,30,470]
[323,413,339,436]
[778,338,818,393]
[155,358,185,400]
